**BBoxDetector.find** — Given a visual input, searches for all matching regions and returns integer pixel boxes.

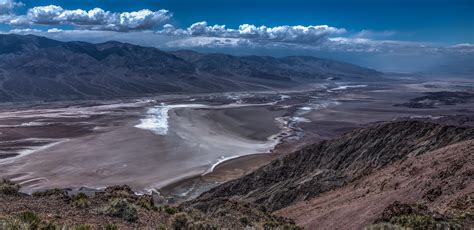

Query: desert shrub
[262,221,303,230]
[135,196,155,211]
[73,224,91,230]
[239,216,250,225]
[105,223,118,230]
[263,221,279,229]
[17,211,41,227]
[32,188,66,197]
[0,212,58,230]
[0,178,20,195]
[164,205,177,215]
[0,218,30,230]
[187,221,217,230]
[39,222,56,230]
[0,212,57,230]
[103,198,138,222]
[71,193,90,208]
[104,185,134,199]
[282,225,304,230]
[390,214,436,228]
[172,212,189,229]
[364,223,404,230]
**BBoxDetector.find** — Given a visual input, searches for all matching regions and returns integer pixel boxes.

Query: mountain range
[0,34,380,102]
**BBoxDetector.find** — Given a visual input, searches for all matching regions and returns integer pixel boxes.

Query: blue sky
[0,0,473,72]
[11,0,473,44]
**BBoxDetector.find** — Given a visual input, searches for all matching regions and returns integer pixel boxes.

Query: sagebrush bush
[32,188,66,197]
[0,178,20,195]
[172,212,189,230]
[0,211,58,230]
[72,193,90,208]
[17,211,41,226]
[73,224,92,230]
[164,205,177,215]
[103,198,138,222]
[135,196,155,211]
[364,223,404,230]
[105,223,118,230]
[390,214,460,229]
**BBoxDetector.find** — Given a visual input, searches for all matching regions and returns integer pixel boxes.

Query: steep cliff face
[189,121,474,213]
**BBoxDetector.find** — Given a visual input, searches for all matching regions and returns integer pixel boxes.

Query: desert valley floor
[1,76,473,203]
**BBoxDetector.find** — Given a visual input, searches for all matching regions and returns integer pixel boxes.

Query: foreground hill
[1,119,472,229]
[187,119,474,229]
[275,139,473,228]
[0,34,380,102]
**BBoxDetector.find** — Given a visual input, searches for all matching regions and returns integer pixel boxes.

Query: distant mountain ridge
[0,34,380,102]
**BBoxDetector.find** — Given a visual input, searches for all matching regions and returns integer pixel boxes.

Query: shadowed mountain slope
[188,120,474,213]
[275,139,474,229]
[0,34,380,102]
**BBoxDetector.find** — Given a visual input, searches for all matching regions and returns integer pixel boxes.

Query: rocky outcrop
[0,182,299,229]
[189,120,474,213]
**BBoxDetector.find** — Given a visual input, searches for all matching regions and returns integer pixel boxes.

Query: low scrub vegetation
[0,178,20,195]
[32,188,67,197]
[164,205,177,215]
[71,193,90,208]
[0,211,56,230]
[102,198,138,222]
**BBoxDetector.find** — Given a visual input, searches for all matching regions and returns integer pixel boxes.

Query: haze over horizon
[0,0,473,73]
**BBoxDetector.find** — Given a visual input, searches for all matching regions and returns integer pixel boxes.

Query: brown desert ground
[275,139,474,229]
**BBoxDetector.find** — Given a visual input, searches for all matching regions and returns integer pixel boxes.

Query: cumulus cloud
[4,4,171,31]
[0,0,23,15]
[159,21,346,44]
[0,0,14,15]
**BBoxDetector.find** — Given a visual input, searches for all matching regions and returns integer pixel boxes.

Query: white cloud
[0,0,14,15]
[158,21,346,44]
[6,5,172,31]
[0,0,23,15]
[447,43,474,53]
[47,28,63,33]
[354,29,396,38]
[164,36,247,48]
[7,28,41,33]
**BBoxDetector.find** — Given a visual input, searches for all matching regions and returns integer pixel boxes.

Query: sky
[0,0,473,73]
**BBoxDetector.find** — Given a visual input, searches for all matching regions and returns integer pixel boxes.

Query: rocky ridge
[189,120,474,212]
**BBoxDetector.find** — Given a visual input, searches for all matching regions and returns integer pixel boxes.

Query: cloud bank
[3,4,171,31]
[0,0,22,15]
[160,21,345,44]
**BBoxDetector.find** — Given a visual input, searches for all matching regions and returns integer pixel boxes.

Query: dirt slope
[275,139,474,229]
